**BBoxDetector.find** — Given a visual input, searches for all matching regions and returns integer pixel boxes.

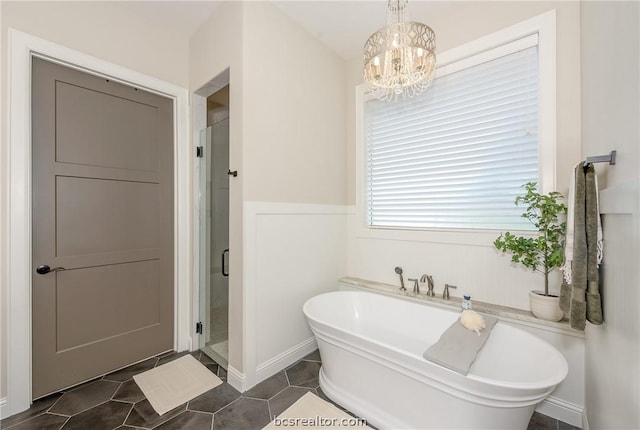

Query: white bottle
[462,295,472,310]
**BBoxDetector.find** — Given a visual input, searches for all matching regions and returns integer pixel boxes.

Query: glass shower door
[198,121,230,368]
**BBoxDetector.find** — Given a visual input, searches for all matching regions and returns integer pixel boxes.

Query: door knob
[36,265,65,275]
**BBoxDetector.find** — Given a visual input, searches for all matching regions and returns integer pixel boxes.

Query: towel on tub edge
[422,314,498,375]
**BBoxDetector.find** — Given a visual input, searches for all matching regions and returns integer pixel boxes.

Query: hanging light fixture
[363,0,436,101]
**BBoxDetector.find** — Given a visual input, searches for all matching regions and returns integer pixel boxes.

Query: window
[358,12,555,235]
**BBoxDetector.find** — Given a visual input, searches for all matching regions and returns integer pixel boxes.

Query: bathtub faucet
[421,274,435,297]
[394,267,406,291]
[443,284,457,300]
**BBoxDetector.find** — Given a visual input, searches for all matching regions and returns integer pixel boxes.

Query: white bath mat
[133,354,222,415]
[262,392,372,429]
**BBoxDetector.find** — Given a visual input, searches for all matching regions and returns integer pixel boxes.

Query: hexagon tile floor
[1,349,579,430]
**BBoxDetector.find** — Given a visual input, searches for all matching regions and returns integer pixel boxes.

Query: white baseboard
[227,365,246,393]
[0,397,8,420]
[232,335,317,394]
[536,396,584,428]
[254,338,318,388]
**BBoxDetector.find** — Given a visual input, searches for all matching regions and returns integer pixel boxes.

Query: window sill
[353,222,538,248]
[338,276,585,338]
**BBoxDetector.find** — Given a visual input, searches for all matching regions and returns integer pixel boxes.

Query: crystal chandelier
[363,0,436,101]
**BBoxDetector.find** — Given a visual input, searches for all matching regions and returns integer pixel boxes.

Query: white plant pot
[529,291,564,322]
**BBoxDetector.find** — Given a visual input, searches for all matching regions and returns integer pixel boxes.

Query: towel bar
[584,150,616,167]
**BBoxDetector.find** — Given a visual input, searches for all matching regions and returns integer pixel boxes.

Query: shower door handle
[221,249,229,277]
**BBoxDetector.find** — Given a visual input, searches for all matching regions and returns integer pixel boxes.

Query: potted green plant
[494,182,568,321]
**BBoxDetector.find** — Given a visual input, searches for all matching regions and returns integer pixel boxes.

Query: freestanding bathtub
[303,291,568,430]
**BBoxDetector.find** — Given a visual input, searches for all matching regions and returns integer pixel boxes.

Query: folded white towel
[561,166,576,283]
[594,173,604,263]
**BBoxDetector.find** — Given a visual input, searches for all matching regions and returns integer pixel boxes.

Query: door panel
[56,177,160,256]
[56,260,161,351]
[32,57,174,398]
[55,81,160,172]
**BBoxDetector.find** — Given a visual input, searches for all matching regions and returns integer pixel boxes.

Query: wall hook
[228,169,238,177]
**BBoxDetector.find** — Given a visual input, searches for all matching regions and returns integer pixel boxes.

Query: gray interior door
[31,57,174,398]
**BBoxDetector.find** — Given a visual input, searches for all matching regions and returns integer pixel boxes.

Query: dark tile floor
[1,349,579,430]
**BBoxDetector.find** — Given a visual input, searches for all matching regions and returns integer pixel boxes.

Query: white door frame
[4,29,192,416]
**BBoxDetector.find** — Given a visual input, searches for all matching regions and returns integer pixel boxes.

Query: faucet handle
[443,284,457,300]
[408,278,419,294]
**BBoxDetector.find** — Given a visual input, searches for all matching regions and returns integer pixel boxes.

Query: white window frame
[354,10,556,246]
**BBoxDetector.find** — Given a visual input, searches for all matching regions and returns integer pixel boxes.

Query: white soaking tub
[303,291,568,430]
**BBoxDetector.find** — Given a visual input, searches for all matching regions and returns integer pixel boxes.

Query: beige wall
[1,1,191,402]
[581,2,640,429]
[243,2,346,205]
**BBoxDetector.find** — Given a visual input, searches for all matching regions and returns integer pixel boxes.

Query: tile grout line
[267,398,274,421]
[210,396,242,416]
[185,405,215,416]
[117,403,135,430]
[3,414,68,430]
[152,409,188,430]
[46,393,66,415]
[123,422,148,430]
[57,415,71,430]
[61,398,113,419]
[241,394,272,401]
[2,410,49,429]
[264,383,292,402]
[47,412,71,418]
[110,382,125,402]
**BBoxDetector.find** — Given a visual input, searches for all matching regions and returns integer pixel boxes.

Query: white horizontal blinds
[365,39,539,231]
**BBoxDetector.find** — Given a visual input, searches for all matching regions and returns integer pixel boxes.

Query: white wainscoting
[583,179,640,430]
[0,397,8,420]
[243,202,348,390]
[346,209,562,311]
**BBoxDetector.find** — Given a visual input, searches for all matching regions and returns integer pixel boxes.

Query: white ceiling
[273,1,457,60]
[111,1,456,61]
